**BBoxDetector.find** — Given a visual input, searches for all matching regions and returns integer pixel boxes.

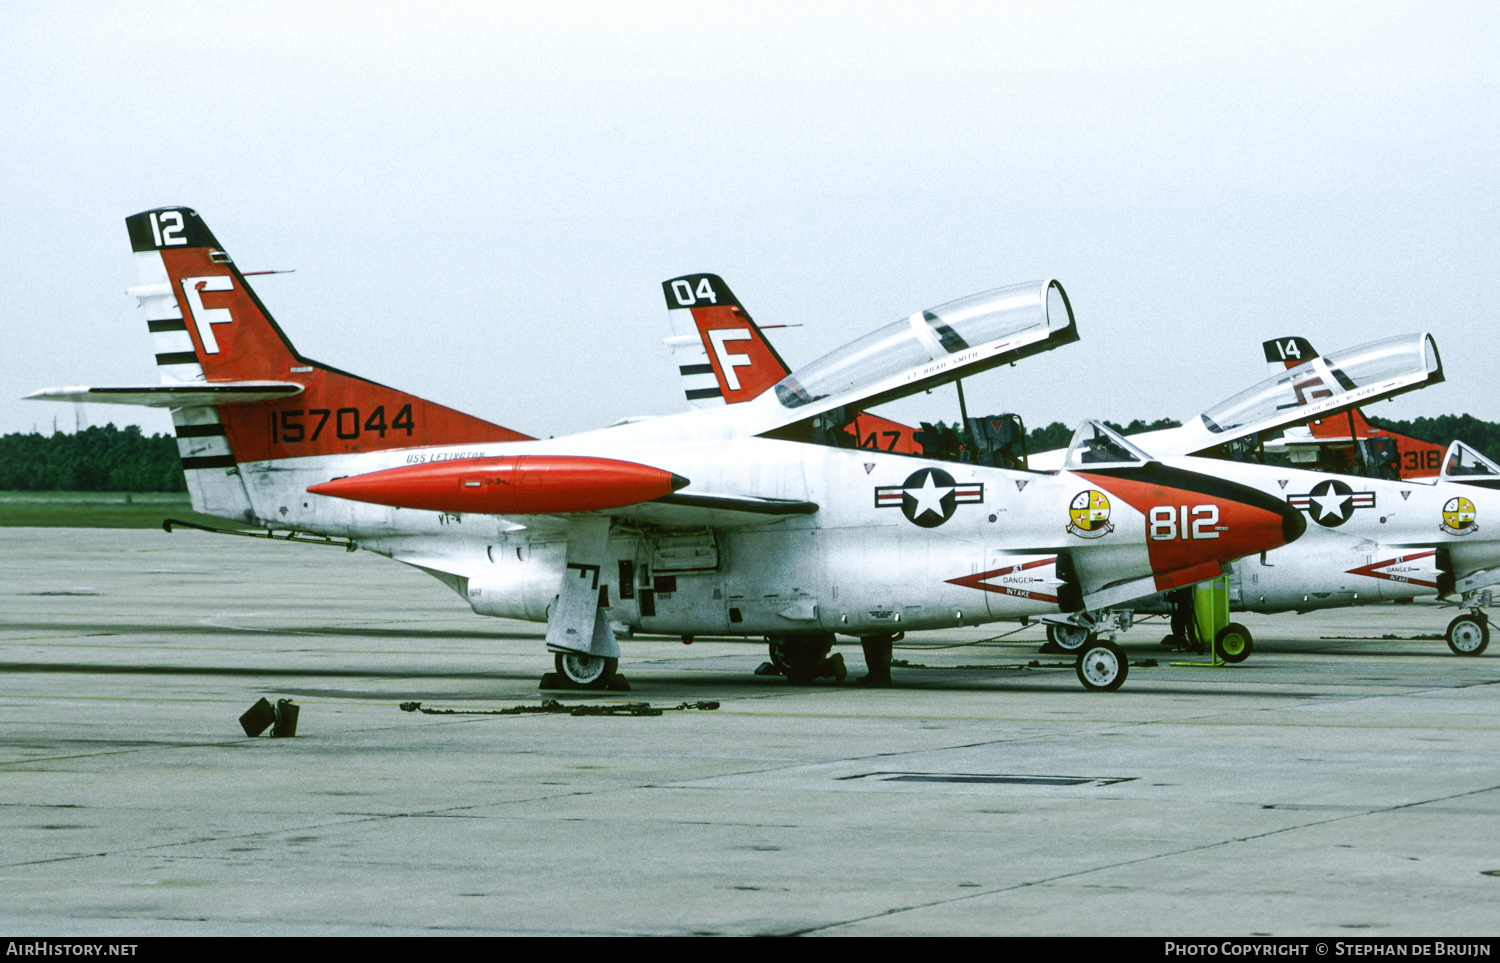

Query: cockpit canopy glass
[772,280,1072,409]
[1064,420,1151,470]
[1198,335,1442,435]
[1442,441,1500,479]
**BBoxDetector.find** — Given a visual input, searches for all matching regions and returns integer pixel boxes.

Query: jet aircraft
[1029,336,1495,659]
[29,208,1315,693]
[658,276,1471,663]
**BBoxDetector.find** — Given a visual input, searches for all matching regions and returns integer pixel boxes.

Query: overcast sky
[3,1,1496,442]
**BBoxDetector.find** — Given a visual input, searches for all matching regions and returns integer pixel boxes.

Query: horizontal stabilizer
[25,382,304,408]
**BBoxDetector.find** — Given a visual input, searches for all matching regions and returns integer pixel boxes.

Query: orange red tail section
[662,274,792,407]
[662,273,921,454]
[127,208,531,463]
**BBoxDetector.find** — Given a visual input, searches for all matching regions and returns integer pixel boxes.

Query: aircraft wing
[598,492,818,531]
[309,456,817,533]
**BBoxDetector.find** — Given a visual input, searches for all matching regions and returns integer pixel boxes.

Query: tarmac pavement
[0,528,1496,936]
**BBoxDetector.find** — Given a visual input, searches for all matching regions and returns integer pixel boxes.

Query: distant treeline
[0,424,185,492]
[1,415,1496,492]
[1365,415,1500,465]
[1025,418,1183,454]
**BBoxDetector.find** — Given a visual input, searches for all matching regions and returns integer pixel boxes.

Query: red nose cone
[309,456,688,515]
[1075,465,1305,591]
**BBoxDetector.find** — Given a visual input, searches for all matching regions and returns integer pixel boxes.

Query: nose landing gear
[1076,638,1128,692]
[1446,612,1490,656]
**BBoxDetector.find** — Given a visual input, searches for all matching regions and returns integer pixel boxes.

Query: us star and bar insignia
[875,468,983,528]
[1286,478,1375,527]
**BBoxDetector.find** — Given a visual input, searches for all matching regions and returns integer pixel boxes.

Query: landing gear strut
[856,632,902,687]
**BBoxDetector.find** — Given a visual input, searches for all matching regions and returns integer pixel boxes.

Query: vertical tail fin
[1262,335,1317,373]
[661,273,791,407]
[126,207,532,467]
[663,272,923,454]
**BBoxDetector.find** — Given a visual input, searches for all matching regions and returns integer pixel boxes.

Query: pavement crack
[788,780,1500,935]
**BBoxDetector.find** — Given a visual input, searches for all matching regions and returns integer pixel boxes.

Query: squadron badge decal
[1066,489,1114,539]
[875,468,983,528]
[1441,496,1477,536]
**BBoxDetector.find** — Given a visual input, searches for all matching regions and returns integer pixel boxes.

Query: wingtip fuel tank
[308,456,689,516]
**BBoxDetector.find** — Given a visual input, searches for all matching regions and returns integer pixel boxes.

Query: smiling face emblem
[1067,489,1113,538]
[1441,496,1477,536]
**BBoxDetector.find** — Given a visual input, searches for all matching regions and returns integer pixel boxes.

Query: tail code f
[127,208,532,464]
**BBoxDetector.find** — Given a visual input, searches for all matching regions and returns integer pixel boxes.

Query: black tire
[766,640,790,675]
[554,652,618,687]
[1076,639,1128,692]
[1160,633,1181,648]
[1216,623,1254,664]
[1047,622,1093,653]
[1446,614,1490,656]
[775,635,834,685]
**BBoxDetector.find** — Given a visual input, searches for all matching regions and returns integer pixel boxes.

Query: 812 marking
[1149,504,1220,541]
[271,404,415,444]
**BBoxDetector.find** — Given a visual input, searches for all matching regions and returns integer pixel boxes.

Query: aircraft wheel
[554,652,618,687]
[1160,634,1181,648]
[1076,639,1128,692]
[1047,622,1093,652]
[1446,614,1490,657]
[1215,623,1254,663]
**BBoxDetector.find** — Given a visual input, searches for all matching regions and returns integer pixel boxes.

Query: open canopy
[748,280,1077,434]
[1121,334,1444,461]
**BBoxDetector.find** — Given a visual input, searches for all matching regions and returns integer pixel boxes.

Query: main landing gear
[765,634,847,685]
[1044,622,1093,654]
[553,651,620,688]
